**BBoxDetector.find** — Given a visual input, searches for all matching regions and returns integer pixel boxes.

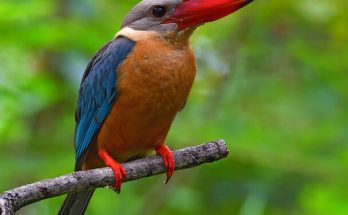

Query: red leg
[155,145,175,183]
[98,149,126,193]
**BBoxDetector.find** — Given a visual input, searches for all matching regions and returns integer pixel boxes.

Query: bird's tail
[58,190,95,215]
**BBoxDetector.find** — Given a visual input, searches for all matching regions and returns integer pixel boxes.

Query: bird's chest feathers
[118,37,196,113]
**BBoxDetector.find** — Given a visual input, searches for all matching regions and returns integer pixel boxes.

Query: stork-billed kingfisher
[59,0,253,214]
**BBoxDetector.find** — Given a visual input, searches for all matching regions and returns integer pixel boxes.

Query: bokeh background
[1,0,347,214]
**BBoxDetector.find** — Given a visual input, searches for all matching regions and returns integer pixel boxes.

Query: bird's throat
[116,27,194,47]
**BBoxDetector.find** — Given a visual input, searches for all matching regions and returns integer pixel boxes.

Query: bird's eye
[152,6,167,18]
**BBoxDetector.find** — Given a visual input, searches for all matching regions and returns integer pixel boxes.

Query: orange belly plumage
[83,36,196,169]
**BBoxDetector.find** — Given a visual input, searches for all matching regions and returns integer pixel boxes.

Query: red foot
[98,149,126,193]
[155,145,175,183]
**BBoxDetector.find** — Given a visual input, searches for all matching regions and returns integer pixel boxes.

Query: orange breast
[83,36,196,169]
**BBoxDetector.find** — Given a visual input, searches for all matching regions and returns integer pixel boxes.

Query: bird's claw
[98,149,127,193]
[155,145,175,183]
[111,164,127,193]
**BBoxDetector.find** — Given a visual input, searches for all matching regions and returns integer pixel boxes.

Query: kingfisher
[59,0,252,214]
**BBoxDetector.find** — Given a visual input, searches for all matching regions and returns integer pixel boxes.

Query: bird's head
[121,0,253,41]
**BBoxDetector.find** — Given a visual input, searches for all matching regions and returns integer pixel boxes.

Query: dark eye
[152,6,167,18]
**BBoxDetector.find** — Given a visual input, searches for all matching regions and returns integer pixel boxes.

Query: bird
[59,0,253,214]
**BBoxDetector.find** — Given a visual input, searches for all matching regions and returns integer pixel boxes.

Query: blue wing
[74,36,135,165]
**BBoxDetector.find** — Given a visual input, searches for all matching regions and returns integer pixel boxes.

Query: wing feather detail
[74,37,135,162]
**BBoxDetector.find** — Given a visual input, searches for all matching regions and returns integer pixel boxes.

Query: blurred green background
[1,0,348,214]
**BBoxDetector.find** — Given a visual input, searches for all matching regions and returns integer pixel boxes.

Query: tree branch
[0,140,228,215]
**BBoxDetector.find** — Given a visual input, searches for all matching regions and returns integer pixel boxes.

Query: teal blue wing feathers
[74,36,135,169]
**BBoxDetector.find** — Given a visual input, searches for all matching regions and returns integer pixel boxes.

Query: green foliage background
[1,0,347,214]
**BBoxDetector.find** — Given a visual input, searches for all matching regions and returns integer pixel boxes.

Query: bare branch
[0,140,228,215]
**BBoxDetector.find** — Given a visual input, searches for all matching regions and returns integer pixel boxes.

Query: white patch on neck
[115,27,159,41]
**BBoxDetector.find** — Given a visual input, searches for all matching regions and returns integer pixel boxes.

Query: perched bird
[59,0,252,214]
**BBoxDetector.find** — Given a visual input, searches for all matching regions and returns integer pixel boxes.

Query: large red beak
[164,0,253,30]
